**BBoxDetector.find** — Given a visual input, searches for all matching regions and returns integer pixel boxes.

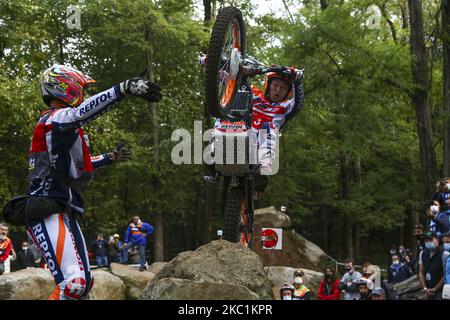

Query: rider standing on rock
[26,64,162,300]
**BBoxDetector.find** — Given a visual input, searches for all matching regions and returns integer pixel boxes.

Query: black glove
[119,77,162,103]
[112,143,131,162]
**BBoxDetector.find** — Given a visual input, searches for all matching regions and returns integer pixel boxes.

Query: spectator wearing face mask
[0,222,12,275]
[413,224,426,270]
[388,254,412,284]
[418,231,450,300]
[442,233,450,286]
[15,241,35,270]
[338,259,362,300]
[292,270,312,300]
[280,283,295,300]
[318,267,341,300]
[427,201,450,240]
[387,245,398,268]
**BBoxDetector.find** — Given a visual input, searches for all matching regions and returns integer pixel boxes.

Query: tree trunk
[443,0,450,176]
[145,22,164,262]
[408,0,437,198]
[319,0,328,10]
[340,151,353,259]
[354,223,361,261]
[399,0,409,29]
[380,2,398,42]
[322,207,329,252]
[345,220,354,260]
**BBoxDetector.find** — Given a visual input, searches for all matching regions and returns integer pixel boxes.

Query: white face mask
[282,295,292,300]
[431,205,439,214]
[22,247,28,251]
[137,219,142,225]
[447,183,450,191]
[0,235,5,240]
[294,276,303,284]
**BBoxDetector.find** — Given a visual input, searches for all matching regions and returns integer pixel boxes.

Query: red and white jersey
[250,81,304,130]
[28,86,123,213]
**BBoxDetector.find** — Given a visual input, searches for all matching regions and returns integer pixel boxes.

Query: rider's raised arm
[284,73,305,122]
[51,86,123,131]
[90,154,114,169]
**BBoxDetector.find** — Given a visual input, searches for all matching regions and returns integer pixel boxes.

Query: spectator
[0,222,12,275]
[427,201,450,240]
[123,216,154,271]
[361,263,376,290]
[338,258,362,300]
[108,234,124,263]
[16,241,35,270]
[317,267,340,300]
[356,279,372,300]
[413,224,426,271]
[418,231,449,300]
[280,283,295,300]
[292,270,312,300]
[28,241,41,267]
[92,233,108,267]
[443,233,450,286]
[437,177,450,213]
[404,248,415,274]
[388,245,398,268]
[388,254,412,284]
[398,245,407,262]
[372,287,386,300]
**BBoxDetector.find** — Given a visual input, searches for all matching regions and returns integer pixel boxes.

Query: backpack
[2,195,66,226]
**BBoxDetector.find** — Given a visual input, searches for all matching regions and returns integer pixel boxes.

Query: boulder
[109,263,156,299]
[0,268,54,300]
[264,266,324,300]
[142,278,259,300]
[251,226,329,270]
[254,206,292,228]
[90,269,126,300]
[143,240,273,300]
[395,276,426,300]
[148,262,167,275]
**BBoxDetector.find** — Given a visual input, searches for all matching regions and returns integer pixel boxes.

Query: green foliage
[0,0,446,265]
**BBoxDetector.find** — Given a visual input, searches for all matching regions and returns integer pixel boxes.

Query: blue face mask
[444,243,450,252]
[425,242,436,250]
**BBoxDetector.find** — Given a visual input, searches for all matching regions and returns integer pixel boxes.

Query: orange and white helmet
[263,71,293,101]
[40,64,96,108]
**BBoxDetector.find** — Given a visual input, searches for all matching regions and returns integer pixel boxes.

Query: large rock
[395,276,426,300]
[251,226,328,270]
[90,270,126,300]
[142,240,273,300]
[254,206,292,228]
[109,263,156,299]
[143,278,259,300]
[264,266,323,300]
[0,268,54,300]
[148,262,167,275]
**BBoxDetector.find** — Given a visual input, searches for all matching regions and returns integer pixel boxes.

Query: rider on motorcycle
[199,55,305,177]
[26,64,161,300]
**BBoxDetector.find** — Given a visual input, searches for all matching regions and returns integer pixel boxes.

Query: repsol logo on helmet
[78,92,112,116]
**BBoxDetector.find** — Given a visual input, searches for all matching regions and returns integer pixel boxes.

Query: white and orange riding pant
[26,212,94,300]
